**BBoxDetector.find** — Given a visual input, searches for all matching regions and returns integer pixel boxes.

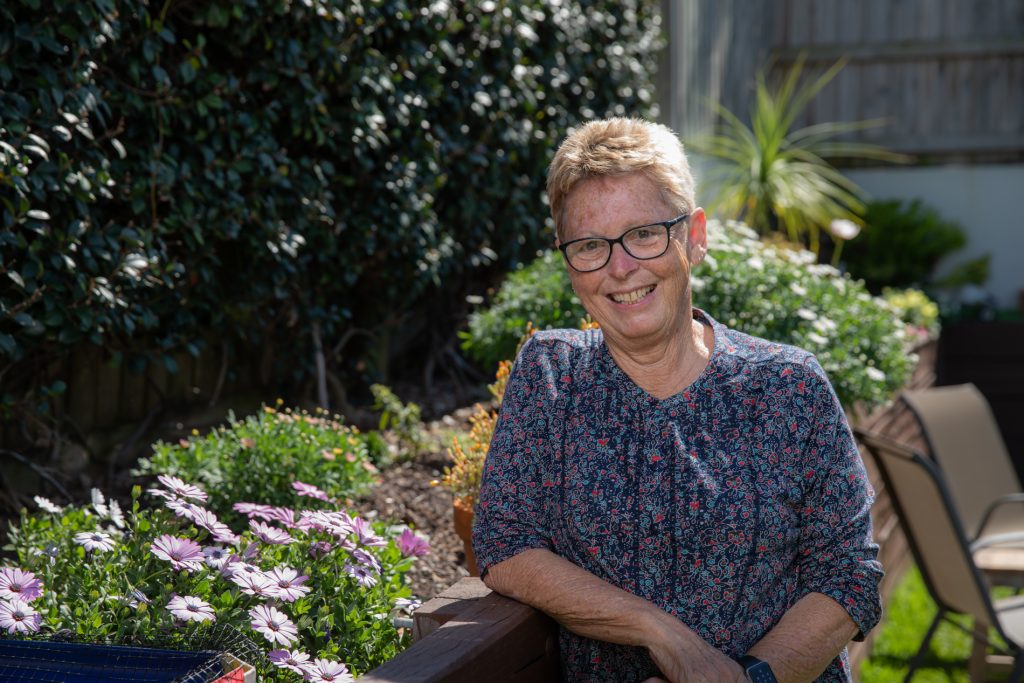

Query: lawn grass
[860,565,1013,682]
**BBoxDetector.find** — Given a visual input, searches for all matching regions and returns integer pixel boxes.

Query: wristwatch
[737,655,777,683]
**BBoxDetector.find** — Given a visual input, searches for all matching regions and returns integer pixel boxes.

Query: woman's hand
[643,611,746,683]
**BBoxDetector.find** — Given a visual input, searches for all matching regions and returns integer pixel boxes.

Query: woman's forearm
[746,592,859,683]
[482,548,745,682]
[483,548,674,646]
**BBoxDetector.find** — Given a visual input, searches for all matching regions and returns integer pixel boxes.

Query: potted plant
[435,360,511,576]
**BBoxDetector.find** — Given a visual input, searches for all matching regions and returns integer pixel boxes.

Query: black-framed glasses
[558,214,689,273]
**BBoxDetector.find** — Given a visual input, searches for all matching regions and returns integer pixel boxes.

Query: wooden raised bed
[366,342,937,682]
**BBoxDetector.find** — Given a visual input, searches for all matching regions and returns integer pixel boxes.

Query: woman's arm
[484,547,745,683]
[745,592,858,683]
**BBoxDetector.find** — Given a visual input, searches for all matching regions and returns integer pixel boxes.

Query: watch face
[746,661,776,683]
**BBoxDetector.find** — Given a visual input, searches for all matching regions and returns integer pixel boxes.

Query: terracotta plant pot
[452,497,479,576]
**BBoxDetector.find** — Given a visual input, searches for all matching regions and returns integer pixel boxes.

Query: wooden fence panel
[663,0,1024,159]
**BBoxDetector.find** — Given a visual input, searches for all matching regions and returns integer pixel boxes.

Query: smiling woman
[473,118,883,683]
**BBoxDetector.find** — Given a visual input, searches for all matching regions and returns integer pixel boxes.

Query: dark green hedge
[0,0,661,418]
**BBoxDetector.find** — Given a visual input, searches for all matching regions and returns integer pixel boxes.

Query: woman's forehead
[563,174,671,238]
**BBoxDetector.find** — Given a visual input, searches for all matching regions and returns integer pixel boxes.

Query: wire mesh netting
[0,623,265,682]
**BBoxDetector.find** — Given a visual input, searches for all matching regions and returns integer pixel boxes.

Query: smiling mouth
[609,285,655,304]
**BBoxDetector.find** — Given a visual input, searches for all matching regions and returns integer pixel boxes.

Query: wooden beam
[364,580,560,683]
[773,38,1024,63]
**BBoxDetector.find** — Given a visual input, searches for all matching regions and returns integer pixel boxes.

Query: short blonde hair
[547,117,696,240]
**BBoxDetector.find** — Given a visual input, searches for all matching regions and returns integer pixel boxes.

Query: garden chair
[903,384,1024,586]
[856,428,1024,683]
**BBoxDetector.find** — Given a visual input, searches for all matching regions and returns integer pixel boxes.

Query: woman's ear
[687,208,708,265]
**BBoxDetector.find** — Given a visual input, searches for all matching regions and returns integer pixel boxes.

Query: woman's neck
[605,313,713,400]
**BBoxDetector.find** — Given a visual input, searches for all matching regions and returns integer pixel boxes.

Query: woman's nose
[606,242,639,278]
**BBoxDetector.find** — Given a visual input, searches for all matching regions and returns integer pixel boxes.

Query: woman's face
[559,173,706,349]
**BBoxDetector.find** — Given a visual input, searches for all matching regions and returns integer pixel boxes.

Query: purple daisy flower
[250,521,295,545]
[264,507,299,529]
[73,531,116,552]
[150,535,204,571]
[0,568,43,602]
[292,481,330,501]
[264,567,311,603]
[203,546,232,570]
[268,649,311,676]
[33,496,62,514]
[394,597,422,613]
[231,571,275,599]
[210,521,240,545]
[351,548,381,573]
[0,599,41,634]
[309,541,334,560]
[349,517,386,547]
[156,474,209,502]
[397,529,430,557]
[234,502,276,520]
[166,595,215,623]
[249,605,298,646]
[343,562,377,588]
[305,658,354,683]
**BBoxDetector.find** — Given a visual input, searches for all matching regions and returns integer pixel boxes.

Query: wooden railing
[362,578,559,683]
[367,341,937,681]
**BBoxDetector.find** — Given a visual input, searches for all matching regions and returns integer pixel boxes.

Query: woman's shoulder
[711,317,827,383]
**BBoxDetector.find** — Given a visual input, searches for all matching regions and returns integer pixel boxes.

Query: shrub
[840,199,989,293]
[369,384,424,463]
[133,404,377,526]
[0,0,663,428]
[464,219,925,409]
[5,481,429,680]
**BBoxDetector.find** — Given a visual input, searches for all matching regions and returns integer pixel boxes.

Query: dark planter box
[0,639,226,682]
[937,320,1024,480]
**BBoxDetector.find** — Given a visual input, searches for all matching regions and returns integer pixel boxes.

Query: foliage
[434,361,511,506]
[369,384,424,463]
[840,199,989,294]
[4,481,429,680]
[881,288,939,342]
[691,57,905,254]
[860,566,1010,682]
[133,404,377,527]
[0,0,662,428]
[460,250,584,371]
[464,219,928,409]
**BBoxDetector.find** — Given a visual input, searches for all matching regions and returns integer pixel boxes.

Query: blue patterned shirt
[473,310,883,682]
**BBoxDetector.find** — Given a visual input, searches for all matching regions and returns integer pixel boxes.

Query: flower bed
[2,410,433,681]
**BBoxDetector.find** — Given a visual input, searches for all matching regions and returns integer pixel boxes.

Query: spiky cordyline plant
[692,56,908,255]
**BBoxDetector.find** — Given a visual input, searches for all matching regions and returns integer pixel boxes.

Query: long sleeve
[473,337,559,576]
[795,357,884,639]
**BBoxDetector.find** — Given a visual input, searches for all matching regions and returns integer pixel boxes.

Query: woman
[472,118,882,683]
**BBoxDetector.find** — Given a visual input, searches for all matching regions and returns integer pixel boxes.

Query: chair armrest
[972,492,1024,544]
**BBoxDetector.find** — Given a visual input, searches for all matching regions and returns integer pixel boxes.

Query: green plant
[691,57,905,254]
[4,480,430,680]
[460,250,583,371]
[434,360,511,506]
[840,199,989,293]
[464,219,926,410]
[133,404,377,526]
[369,384,424,462]
[882,288,940,342]
[1,0,662,432]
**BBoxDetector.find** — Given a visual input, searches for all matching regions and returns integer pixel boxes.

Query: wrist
[736,654,777,683]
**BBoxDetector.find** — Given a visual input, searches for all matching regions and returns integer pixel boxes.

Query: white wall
[844,164,1024,310]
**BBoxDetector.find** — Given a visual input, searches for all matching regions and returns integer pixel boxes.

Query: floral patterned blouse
[473,310,883,682]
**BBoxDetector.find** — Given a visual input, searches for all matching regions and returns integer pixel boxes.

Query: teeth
[611,285,654,304]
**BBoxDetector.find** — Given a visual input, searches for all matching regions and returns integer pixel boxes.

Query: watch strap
[737,655,777,683]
